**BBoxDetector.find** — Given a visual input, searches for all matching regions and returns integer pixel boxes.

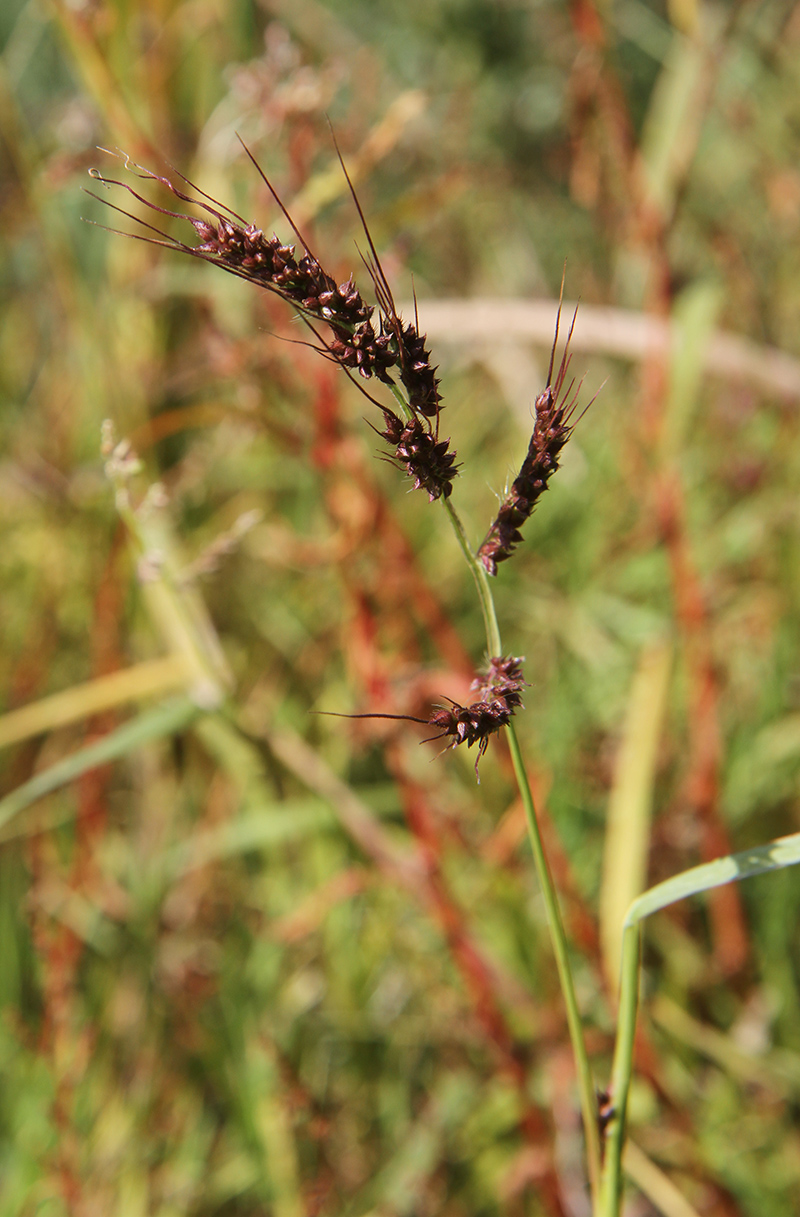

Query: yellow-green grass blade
[0,655,191,751]
[601,641,672,989]
[623,1141,703,1217]
[0,696,202,832]
[624,832,800,928]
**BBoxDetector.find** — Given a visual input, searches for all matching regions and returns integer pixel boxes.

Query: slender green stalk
[440,495,600,1208]
[599,923,641,1216]
[389,382,414,421]
[441,497,501,656]
[507,720,601,1208]
[387,379,499,655]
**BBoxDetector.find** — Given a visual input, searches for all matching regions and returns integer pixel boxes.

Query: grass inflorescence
[88,146,584,781]
[88,147,458,501]
[5,9,800,1215]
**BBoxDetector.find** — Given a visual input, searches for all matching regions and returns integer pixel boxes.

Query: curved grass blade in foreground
[601,831,800,1216]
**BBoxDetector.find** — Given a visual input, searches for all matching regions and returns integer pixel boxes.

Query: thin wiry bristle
[332,130,443,426]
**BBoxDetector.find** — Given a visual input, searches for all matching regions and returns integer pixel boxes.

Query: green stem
[600,924,642,1216]
[441,497,501,656]
[389,382,414,421]
[507,720,602,1209]
[440,494,600,1208]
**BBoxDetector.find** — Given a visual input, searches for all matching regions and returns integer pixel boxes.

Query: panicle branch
[87,148,456,500]
[477,301,586,575]
[326,655,525,780]
[425,654,527,777]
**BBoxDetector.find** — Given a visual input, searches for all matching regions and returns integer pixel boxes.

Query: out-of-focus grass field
[3,1,800,1214]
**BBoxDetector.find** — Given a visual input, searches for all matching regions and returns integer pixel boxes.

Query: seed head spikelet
[87,146,458,502]
[330,131,444,424]
[477,289,588,576]
[322,655,526,779]
[373,409,459,500]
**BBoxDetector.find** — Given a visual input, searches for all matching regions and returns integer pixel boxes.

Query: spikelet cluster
[477,305,582,576]
[90,153,590,783]
[88,152,456,501]
[395,321,441,418]
[426,655,526,776]
[377,409,459,500]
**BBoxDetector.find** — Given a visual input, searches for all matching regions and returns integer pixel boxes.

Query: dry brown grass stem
[405,298,800,401]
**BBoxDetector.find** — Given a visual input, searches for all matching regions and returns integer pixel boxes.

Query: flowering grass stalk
[89,144,602,1208]
[441,493,602,1206]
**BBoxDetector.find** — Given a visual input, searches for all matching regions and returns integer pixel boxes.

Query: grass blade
[600,641,672,988]
[624,832,800,928]
[602,830,800,1214]
[0,655,191,750]
[0,697,202,832]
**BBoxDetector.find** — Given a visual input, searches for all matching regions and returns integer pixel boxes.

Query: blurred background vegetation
[3,0,800,1214]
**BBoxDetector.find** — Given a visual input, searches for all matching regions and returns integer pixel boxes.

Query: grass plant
[3,3,800,1216]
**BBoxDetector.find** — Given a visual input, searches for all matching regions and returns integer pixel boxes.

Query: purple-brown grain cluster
[425,655,526,776]
[89,152,587,778]
[477,306,582,576]
[88,152,456,500]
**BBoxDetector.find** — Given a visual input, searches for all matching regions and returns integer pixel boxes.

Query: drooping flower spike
[87,145,457,500]
[88,151,398,383]
[327,130,443,425]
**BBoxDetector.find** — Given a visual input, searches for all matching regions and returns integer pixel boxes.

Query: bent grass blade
[0,697,202,834]
[601,831,800,1216]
